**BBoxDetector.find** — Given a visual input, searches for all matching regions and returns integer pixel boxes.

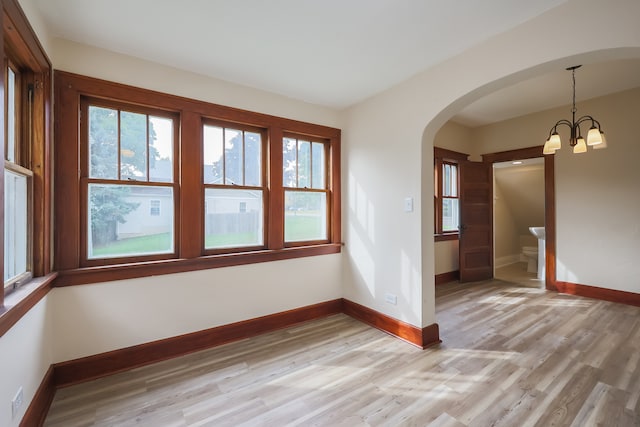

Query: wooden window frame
[54,71,341,287]
[1,0,53,327]
[282,133,331,247]
[202,118,268,255]
[79,97,180,267]
[434,147,467,242]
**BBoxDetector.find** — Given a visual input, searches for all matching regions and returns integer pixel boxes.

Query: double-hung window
[434,147,466,238]
[81,99,178,263]
[283,135,329,244]
[4,63,33,292]
[203,121,265,251]
[54,71,341,286]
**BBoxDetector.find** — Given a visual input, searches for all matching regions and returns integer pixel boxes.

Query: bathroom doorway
[492,157,545,287]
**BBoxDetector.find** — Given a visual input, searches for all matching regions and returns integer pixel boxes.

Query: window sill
[434,233,459,242]
[0,273,57,338]
[54,243,342,287]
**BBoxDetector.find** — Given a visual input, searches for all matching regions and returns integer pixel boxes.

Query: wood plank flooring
[43,280,640,426]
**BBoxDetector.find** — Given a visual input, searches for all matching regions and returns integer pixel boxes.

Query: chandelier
[543,65,607,155]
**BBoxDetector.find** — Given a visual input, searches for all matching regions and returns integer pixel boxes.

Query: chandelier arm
[576,115,601,129]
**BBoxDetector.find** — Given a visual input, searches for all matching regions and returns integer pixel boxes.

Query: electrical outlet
[12,387,23,419]
[385,293,397,305]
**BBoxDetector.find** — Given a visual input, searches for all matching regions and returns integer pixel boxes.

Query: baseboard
[342,299,440,349]
[31,297,440,425]
[435,270,459,285]
[20,366,55,427]
[53,299,343,388]
[495,254,521,268]
[555,281,640,307]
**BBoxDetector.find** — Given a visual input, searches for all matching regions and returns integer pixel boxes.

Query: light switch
[404,197,413,212]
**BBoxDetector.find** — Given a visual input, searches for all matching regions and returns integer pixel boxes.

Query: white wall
[52,255,341,362]
[342,0,640,329]
[0,297,53,427]
[51,38,341,129]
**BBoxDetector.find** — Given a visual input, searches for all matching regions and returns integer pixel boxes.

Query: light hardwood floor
[44,280,640,426]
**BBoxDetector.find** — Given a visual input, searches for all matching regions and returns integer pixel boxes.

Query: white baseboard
[495,254,521,268]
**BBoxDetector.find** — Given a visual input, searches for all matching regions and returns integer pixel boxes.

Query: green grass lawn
[285,213,325,241]
[92,232,172,257]
[205,232,260,248]
[92,216,324,257]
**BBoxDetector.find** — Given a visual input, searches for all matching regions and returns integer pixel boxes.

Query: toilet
[522,246,538,274]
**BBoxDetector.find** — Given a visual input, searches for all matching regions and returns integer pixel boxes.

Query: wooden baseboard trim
[555,281,640,307]
[342,299,441,349]
[435,270,459,286]
[53,299,343,388]
[20,366,55,427]
[31,297,440,424]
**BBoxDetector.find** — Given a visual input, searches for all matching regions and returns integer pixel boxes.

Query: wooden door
[459,161,493,282]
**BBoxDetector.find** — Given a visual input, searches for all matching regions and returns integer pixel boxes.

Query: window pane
[311,142,325,189]
[7,68,16,163]
[285,191,327,242]
[244,131,261,187]
[443,164,451,196]
[88,184,174,259]
[283,137,297,188]
[225,129,243,185]
[89,106,118,179]
[149,116,174,182]
[120,111,148,180]
[298,140,311,188]
[450,164,458,197]
[442,198,459,232]
[4,169,28,282]
[204,188,263,249]
[203,125,224,184]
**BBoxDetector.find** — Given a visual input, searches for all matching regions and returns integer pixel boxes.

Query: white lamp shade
[573,137,587,153]
[593,132,608,149]
[587,127,603,146]
[543,140,556,155]
[547,133,561,150]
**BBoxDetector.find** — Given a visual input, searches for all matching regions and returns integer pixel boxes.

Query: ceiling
[33,1,640,124]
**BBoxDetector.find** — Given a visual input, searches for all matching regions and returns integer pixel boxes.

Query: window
[203,122,265,251]
[82,100,178,262]
[1,0,52,306]
[441,162,459,232]
[4,65,32,295]
[54,72,341,286]
[149,200,161,216]
[434,147,466,237]
[283,136,328,243]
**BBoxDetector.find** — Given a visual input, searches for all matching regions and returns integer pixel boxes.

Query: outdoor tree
[88,106,159,245]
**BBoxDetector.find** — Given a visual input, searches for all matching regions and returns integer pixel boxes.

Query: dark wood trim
[435,270,459,285]
[0,273,56,338]
[480,145,556,288]
[0,3,5,309]
[53,244,341,287]
[434,233,458,242]
[342,299,441,349]
[53,299,343,387]
[54,70,341,283]
[481,145,543,163]
[20,366,55,427]
[434,146,469,162]
[555,281,640,307]
[421,323,441,349]
[544,154,557,290]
